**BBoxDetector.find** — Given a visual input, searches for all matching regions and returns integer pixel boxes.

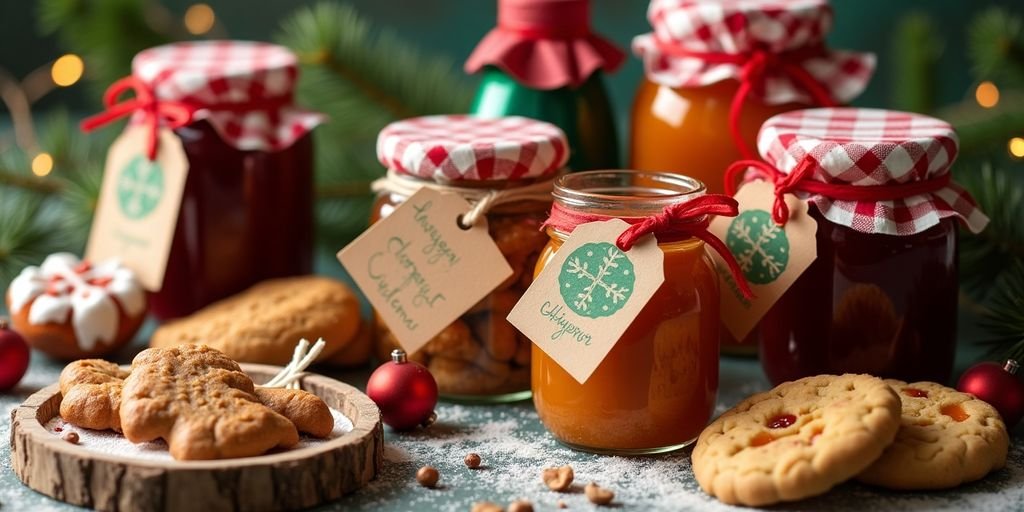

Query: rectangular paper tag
[85,126,188,291]
[507,219,664,384]
[707,180,817,340]
[338,188,513,355]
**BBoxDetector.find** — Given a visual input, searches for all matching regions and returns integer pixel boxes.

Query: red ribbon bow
[545,194,754,300]
[653,40,838,159]
[80,75,196,160]
[724,158,953,226]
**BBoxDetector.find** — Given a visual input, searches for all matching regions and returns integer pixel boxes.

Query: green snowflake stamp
[726,209,789,285]
[117,155,164,220]
[559,242,635,318]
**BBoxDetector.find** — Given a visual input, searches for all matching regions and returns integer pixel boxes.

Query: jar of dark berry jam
[88,41,324,320]
[725,108,988,385]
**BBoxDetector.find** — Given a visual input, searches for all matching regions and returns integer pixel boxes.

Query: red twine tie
[80,75,195,161]
[724,158,953,226]
[653,40,838,159]
[544,194,754,300]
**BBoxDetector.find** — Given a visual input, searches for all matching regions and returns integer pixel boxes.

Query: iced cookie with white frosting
[6,253,146,359]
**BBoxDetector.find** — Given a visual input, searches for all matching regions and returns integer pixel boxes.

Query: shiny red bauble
[957,359,1024,428]
[0,318,30,391]
[366,349,438,431]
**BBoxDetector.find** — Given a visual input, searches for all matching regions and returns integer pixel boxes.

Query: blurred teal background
[2,0,1020,119]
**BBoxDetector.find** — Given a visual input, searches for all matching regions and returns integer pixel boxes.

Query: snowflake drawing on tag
[725,210,789,285]
[559,242,635,318]
[117,155,164,220]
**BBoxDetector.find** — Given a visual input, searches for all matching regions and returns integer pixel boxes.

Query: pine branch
[276,2,476,248]
[0,189,71,289]
[968,7,1024,87]
[37,0,176,96]
[940,90,1024,155]
[957,164,1024,298]
[0,169,62,194]
[979,261,1024,362]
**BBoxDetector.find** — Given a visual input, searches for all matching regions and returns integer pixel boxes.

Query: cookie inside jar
[367,115,568,403]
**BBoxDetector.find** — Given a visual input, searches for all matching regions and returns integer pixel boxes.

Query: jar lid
[632,0,875,106]
[758,108,988,235]
[132,40,325,152]
[376,115,569,181]
[464,0,625,90]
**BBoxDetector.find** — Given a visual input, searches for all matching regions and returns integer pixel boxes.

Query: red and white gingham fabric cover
[756,108,988,235]
[377,115,569,181]
[632,0,876,105]
[132,41,324,151]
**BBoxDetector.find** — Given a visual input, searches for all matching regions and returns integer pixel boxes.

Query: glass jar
[759,210,958,384]
[371,177,551,402]
[151,120,314,320]
[630,78,804,194]
[83,41,324,321]
[532,171,720,454]
[465,0,624,171]
[368,114,569,402]
[733,107,987,385]
[630,0,876,354]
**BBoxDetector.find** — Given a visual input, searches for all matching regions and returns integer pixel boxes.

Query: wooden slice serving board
[10,363,383,512]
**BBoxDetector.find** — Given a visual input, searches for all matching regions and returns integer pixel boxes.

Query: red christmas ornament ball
[0,319,30,391]
[957,359,1024,428]
[367,349,438,430]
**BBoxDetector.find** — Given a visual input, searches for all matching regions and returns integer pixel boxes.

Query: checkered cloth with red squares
[377,115,569,181]
[632,0,875,105]
[757,108,988,236]
[132,41,324,151]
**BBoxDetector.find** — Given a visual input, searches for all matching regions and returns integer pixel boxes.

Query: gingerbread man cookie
[858,380,1009,490]
[59,359,129,431]
[692,374,901,507]
[120,345,300,460]
[7,253,146,359]
[59,351,334,450]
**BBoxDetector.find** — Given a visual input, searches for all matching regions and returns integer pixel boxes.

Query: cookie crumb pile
[692,374,1010,507]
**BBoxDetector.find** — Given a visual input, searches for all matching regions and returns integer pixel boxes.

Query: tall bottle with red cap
[465,0,624,171]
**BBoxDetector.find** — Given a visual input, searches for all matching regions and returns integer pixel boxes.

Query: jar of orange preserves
[630,0,875,353]
[630,0,875,189]
[532,170,749,454]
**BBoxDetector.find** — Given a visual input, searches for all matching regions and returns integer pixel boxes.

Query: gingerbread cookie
[59,359,130,431]
[858,380,1009,490]
[254,388,334,438]
[7,253,146,360]
[692,374,901,507]
[120,345,300,460]
[151,276,360,365]
[59,354,334,443]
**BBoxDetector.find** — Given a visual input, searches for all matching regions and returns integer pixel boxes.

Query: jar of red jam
[370,115,568,402]
[726,108,989,385]
[91,42,324,320]
[630,0,875,355]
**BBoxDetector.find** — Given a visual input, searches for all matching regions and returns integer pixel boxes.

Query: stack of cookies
[692,374,1010,507]
[59,344,335,460]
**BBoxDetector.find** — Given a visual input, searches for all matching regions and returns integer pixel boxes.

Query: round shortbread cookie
[692,374,901,507]
[858,380,1009,490]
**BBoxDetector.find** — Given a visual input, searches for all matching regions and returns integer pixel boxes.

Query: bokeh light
[31,153,54,177]
[184,4,216,35]
[1009,137,1024,159]
[51,54,84,87]
[975,81,1000,108]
